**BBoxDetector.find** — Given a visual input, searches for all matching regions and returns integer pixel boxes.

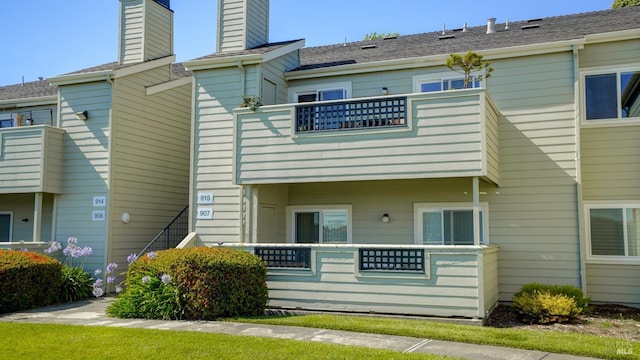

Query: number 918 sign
[196,207,213,220]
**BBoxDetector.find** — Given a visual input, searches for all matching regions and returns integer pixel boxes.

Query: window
[583,69,640,121]
[288,206,351,244]
[414,74,483,93]
[414,204,487,245]
[0,212,12,242]
[587,205,640,258]
[0,118,13,128]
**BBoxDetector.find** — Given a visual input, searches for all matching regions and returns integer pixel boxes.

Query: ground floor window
[414,203,487,245]
[587,204,640,258]
[288,206,351,244]
[0,212,12,242]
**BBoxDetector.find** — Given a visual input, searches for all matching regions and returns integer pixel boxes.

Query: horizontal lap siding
[253,246,484,317]
[0,193,54,242]
[120,0,144,64]
[488,52,579,300]
[246,0,268,49]
[0,129,45,192]
[109,66,191,265]
[580,40,640,306]
[55,82,113,271]
[217,0,246,53]
[236,92,486,184]
[193,67,257,243]
[586,263,640,305]
[144,1,173,61]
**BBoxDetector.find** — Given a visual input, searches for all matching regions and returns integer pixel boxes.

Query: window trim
[585,202,640,263]
[288,82,352,104]
[0,211,13,242]
[412,72,485,93]
[413,202,489,245]
[581,65,640,127]
[286,205,352,244]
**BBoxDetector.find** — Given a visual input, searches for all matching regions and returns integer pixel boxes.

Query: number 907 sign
[196,208,213,220]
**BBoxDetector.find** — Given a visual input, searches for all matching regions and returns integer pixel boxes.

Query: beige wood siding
[108,65,191,266]
[581,126,640,200]
[586,263,640,305]
[235,90,497,184]
[579,39,640,69]
[120,0,173,65]
[55,82,113,270]
[487,52,580,299]
[246,0,268,49]
[261,52,298,104]
[193,65,259,243]
[482,246,499,314]
[241,244,497,318]
[0,126,64,194]
[217,0,247,53]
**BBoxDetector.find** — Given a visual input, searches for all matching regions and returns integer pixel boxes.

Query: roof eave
[48,70,114,86]
[286,38,587,81]
[0,95,58,108]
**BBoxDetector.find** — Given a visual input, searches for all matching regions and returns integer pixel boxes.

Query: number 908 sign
[196,207,213,220]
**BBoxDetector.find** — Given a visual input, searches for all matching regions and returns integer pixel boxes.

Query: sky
[0,0,615,86]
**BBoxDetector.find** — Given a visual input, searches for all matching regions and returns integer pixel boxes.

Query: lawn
[0,323,447,360]
[230,314,639,360]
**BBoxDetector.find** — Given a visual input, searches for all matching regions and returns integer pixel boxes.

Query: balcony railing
[295,97,407,133]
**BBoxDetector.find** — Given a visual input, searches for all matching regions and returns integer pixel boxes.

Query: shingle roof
[0,80,57,102]
[294,6,640,71]
[190,39,304,62]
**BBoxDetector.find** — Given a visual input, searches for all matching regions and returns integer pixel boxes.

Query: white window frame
[412,72,485,93]
[286,205,352,244]
[0,211,13,242]
[288,82,352,104]
[581,65,640,126]
[585,202,640,263]
[413,202,489,245]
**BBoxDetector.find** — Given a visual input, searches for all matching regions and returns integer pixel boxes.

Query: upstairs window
[584,69,640,121]
[414,73,483,94]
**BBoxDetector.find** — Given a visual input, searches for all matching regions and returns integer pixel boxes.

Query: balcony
[0,125,65,194]
[234,89,500,185]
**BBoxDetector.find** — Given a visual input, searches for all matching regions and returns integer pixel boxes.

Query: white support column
[251,186,259,244]
[473,177,481,246]
[242,186,251,244]
[33,193,43,242]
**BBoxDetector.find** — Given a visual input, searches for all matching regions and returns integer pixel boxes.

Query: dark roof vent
[438,34,455,40]
[383,35,398,40]
[361,44,377,50]
[521,24,541,30]
[527,18,543,23]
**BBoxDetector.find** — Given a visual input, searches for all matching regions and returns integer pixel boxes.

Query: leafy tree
[362,32,400,41]
[612,0,640,8]
[445,51,493,89]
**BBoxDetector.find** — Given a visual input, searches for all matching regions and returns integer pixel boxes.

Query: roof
[294,6,640,71]
[190,39,304,62]
[0,80,57,102]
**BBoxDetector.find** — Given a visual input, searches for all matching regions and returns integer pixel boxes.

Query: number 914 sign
[196,208,213,220]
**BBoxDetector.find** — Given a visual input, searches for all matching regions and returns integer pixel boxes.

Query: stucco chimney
[217,0,270,53]
[119,0,174,65]
[486,18,497,34]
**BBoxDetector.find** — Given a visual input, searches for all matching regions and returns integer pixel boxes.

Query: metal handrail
[137,205,189,257]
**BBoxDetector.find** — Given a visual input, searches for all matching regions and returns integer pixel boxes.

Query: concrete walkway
[0,299,599,360]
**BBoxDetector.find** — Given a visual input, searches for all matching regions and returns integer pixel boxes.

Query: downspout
[572,44,588,296]
[238,60,246,244]
[238,61,246,96]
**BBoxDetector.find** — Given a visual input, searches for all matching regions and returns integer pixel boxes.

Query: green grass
[229,314,639,360]
[0,323,448,360]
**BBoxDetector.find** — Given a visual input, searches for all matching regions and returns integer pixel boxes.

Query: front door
[0,212,12,242]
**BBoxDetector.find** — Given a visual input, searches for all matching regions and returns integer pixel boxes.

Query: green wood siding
[120,0,173,64]
[586,263,640,306]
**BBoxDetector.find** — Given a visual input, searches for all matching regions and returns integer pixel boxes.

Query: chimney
[217,0,270,53]
[486,18,497,34]
[119,0,174,65]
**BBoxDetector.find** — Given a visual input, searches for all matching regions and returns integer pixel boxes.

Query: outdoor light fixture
[76,111,88,121]
[382,87,389,95]
[21,218,29,223]
[382,213,390,223]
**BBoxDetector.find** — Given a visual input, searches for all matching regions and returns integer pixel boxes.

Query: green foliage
[513,283,589,324]
[58,265,94,303]
[240,95,262,111]
[612,0,640,8]
[362,32,400,41]
[0,250,63,313]
[106,272,182,320]
[514,282,590,309]
[111,247,268,320]
[445,51,493,89]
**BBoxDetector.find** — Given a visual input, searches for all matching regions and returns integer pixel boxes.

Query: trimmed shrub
[109,247,268,320]
[106,272,182,320]
[513,283,589,324]
[58,265,94,303]
[0,250,63,313]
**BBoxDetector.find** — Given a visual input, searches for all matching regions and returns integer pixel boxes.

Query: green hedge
[109,247,268,320]
[0,250,63,313]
